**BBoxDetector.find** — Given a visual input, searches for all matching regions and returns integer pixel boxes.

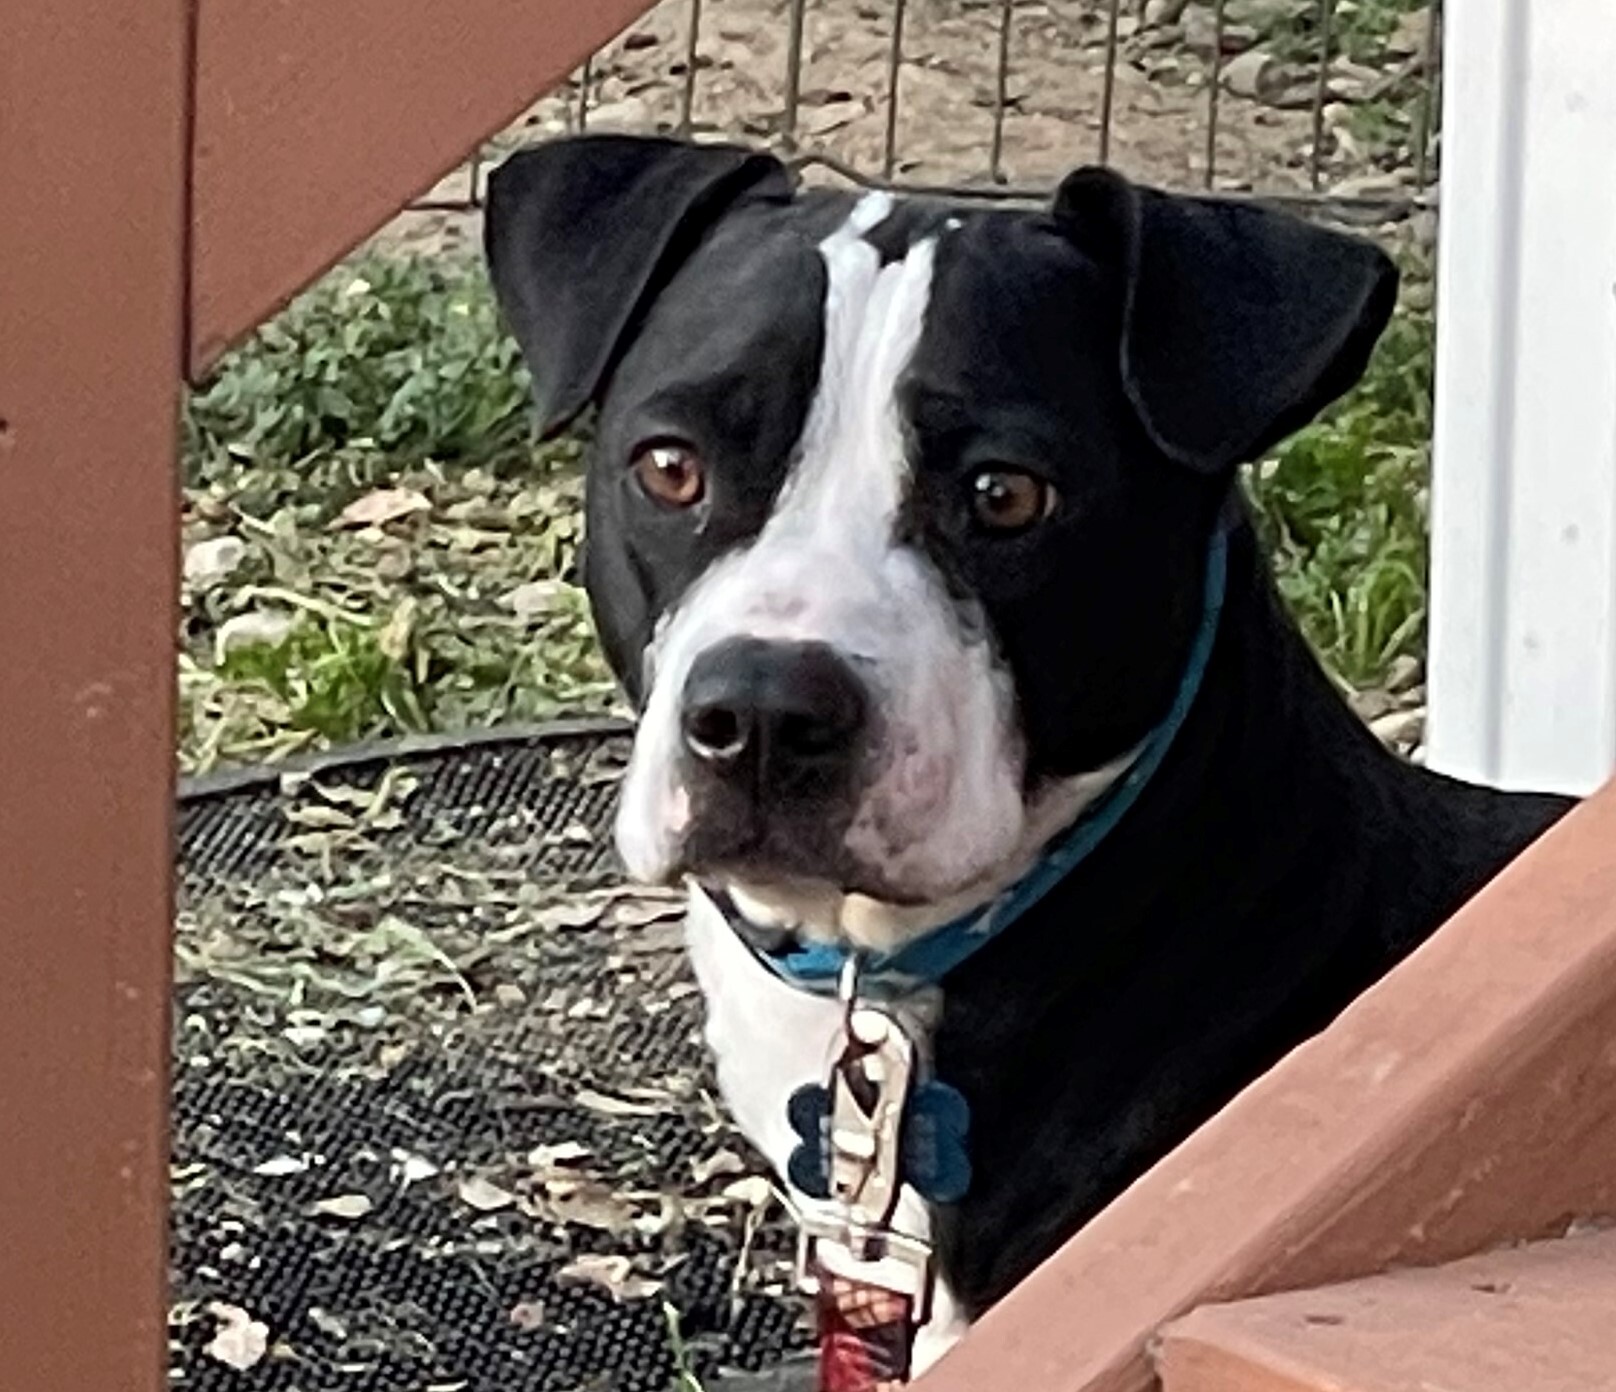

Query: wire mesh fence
[411,0,1441,226]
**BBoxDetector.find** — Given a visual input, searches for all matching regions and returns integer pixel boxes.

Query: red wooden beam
[1157,1230,1616,1392]
[188,0,657,375]
[0,1,190,1388]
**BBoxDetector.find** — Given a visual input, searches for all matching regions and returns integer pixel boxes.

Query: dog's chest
[681,889,970,1369]
[682,888,848,1172]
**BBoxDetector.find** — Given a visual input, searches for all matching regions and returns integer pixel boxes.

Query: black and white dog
[485,134,1571,1369]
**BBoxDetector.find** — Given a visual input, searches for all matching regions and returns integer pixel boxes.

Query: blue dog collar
[715,523,1230,998]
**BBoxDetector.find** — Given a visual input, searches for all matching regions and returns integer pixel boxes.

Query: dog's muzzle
[674,637,871,872]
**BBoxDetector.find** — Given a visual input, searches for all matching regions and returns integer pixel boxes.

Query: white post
[1427,0,1616,796]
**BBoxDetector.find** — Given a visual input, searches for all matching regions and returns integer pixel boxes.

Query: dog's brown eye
[632,442,706,508]
[969,468,1056,534]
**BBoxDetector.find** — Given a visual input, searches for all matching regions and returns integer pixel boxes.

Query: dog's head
[486,135,1396,949]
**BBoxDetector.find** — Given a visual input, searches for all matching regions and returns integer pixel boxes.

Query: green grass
[180,247,1433,771]
[1245,283,1431,686]
[1252,0,1428,66]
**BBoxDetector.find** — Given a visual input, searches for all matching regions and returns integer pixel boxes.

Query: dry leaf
[253,1154,309,1177]
[501,579,568,623]
[574,1087,672,1119]
[508,1299,548,1331]
[378,597,419,662]
[204,1302,270,1370]
[555,1254,664,1302]
[532,901,608,932]
[722,1175,774,1210]
[184,535,247,589]
[543,1180,634,1233]
[393,1151,439,1187]
[690,1149,747,1185]
[309,1193,373,1220]
[607,898,684,930]
[528,1140,591,1168]
[216,610,295,659]
[457,1175,517,1212]
[335,487,431,529]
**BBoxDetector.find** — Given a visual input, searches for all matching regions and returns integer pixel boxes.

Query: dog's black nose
[680,638,868,791]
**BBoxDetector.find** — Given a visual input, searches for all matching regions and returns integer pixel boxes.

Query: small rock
[184,535,247,589]
[1370,708,1425,750]
[1143,0,1191,25]
[1385,654,1424,693]
[1409,209,1440,252]
[1331,173,1411,201]
[584,98,652,132]
[215,610,295,659]
[1349,688,1397,723]
[1221,49,1283,101]
[502,579,568,624]
[1388,6,1434,58]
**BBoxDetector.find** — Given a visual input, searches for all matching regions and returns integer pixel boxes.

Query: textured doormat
[172,721,810,1391]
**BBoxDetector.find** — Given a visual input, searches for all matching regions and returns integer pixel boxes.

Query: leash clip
[794,957,934,1324]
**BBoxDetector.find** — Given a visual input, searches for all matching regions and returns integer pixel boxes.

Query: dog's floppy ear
[485,135,794,437]
[1054,166,1398,474]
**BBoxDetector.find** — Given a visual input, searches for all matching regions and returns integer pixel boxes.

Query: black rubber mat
[173,721,811,1392]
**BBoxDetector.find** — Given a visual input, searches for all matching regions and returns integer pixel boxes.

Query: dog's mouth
[675,812,935,912]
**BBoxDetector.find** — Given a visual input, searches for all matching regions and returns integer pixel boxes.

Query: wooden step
[1156,1229,1616,1392]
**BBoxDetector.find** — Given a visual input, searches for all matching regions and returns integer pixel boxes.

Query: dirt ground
[376,0,1434,258]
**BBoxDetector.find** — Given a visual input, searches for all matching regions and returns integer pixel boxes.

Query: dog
[484,134,1573,1372]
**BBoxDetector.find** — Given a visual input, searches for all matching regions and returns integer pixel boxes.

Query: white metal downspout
[1427,0,1616,795]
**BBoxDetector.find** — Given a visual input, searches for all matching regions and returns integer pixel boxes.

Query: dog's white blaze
[617,197,1030,923]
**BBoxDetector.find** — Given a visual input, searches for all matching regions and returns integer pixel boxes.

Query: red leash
[815,1276,916,1392]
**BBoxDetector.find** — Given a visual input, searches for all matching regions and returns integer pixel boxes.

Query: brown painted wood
[0,1,188,1388]
[189,0,656,376]
[1157,1230,1616,1392]
[919,782,1616,1392]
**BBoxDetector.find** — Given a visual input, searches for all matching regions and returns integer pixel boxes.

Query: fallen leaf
[309,1193,373,1220]
[252,1154,309,1178]
[575,1087,672,1119]
[393,1150,440,1187]
[532,901,608,932]
[508,1298,548,1331]
[184,535,247,589]
[378,596,419,662]
[307,1306,348,1340]
[334,487,431,529]
[216,610,295,659]
[457,1175,517,1212]
[690,1149,746,1185]
[528,1140,591,1168]
[722,1175,774,1210]
[501,579,568,623]
[543,1180,634,1233]
[607,898,685,930]
[555,1254,664,1302]
[204,1302,270,1370]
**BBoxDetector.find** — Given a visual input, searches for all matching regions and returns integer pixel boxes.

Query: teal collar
[714,522,1231,999]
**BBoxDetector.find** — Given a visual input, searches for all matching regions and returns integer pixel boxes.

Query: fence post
[1426,0,1616,795]
[0,1,188,1388]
